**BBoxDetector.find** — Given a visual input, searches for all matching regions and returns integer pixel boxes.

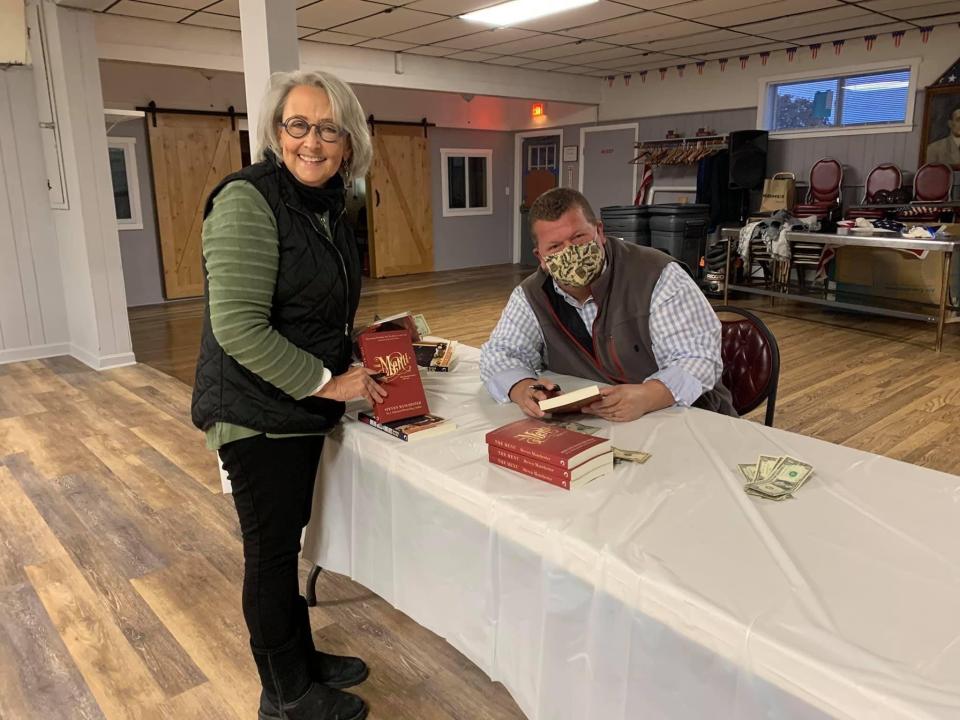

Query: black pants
[219,433,324,650]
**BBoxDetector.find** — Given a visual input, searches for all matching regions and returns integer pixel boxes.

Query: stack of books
[485,418,613,490]
[356,329,456,442]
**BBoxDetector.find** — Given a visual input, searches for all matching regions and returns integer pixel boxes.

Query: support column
[26,1,134,369]
[239,0,299,159]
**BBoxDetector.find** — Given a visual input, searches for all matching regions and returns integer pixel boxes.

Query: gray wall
[108,119,165,307]
[430,127,514,272]
[563,94,957,210]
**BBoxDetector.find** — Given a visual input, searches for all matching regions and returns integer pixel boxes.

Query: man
[480,187,734,422]
[926,107,960,167]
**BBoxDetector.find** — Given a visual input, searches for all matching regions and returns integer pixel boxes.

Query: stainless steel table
[720,229,960,351]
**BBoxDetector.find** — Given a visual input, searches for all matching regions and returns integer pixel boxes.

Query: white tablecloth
[302,346,960,720]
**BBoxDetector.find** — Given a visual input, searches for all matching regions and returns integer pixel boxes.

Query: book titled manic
[357,330,428,423]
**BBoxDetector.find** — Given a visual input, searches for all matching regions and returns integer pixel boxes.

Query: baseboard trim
[0,342,72,365]
[69,344,137,371]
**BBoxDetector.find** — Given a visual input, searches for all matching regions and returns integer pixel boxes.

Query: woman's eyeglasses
[279,118,346,142]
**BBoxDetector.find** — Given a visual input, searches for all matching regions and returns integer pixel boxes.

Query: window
[759,61,917,138]
[107,137,143,230]
[441,149,493,217]
[528,144,557,170]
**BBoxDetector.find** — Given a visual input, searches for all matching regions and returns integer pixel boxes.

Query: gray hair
[256,69,372,182]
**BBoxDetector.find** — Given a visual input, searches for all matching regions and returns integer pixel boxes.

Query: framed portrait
[920,84,960,169]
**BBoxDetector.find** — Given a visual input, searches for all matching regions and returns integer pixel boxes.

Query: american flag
[635,164,653,205]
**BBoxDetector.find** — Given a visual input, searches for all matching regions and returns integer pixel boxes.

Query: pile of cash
[737,454,814,501]
[545,419,651,465]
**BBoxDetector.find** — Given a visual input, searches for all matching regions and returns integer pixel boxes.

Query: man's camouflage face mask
[543,238,604,288]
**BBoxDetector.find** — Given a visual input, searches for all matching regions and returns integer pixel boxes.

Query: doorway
[146,112,243,299]
[513,129,562,265]
[366,123,434,278]
[578,123,638,214]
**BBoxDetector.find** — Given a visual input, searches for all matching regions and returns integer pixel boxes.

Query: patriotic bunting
[597,27,934,87]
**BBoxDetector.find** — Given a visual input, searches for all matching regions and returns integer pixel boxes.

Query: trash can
[648,204,710,275]
[601,205,650,246]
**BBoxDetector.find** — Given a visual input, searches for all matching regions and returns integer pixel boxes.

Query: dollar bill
[746,456,814,500]
[737,464,758,483]
[412,313,431,337]
[754,455,782,484]
[613,447,651,465]
[546,419,602,435]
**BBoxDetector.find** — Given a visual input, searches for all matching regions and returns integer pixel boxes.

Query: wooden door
[367,125,433,278]
[147,114,242,299]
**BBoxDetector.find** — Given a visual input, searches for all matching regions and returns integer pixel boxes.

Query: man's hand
[508,378,559,419]
[581,380,674,422]
[314,366,387,407]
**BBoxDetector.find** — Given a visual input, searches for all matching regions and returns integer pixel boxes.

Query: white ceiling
[60,0,960,77]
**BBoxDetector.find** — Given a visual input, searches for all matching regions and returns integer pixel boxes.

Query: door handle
[375,190,380,207]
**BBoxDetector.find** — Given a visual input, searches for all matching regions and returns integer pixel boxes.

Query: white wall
[20,1,134,369]
[93,12,601,107]
[599,25,960,122]
[0,66,69,363]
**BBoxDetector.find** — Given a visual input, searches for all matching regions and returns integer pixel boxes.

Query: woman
[191,70,385,720]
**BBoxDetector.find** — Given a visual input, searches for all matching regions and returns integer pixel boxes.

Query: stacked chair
[845,163,903,220]
[896,163,953,223]
[793,157,844,226]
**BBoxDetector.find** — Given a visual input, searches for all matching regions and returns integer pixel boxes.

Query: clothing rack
[630,134,729,166]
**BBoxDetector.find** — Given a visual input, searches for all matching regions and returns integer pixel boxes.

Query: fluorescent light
[461,0,599,27]
[843,81,909,92]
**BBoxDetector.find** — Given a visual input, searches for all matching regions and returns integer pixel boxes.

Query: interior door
[147,114,242,299]
[367,125,433,278]
[520,135,560,264]
[580,125,637,213]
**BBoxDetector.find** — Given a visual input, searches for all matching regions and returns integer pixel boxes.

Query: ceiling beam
[92,12,602,105]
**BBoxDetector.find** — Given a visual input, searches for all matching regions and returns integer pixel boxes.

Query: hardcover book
[484,418,611,469]
[359,412,456,442]
[357,330,429,423]
[538,385,602,414]
[487,445,612,490]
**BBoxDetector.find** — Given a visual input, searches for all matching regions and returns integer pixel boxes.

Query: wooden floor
[3,263,960,720]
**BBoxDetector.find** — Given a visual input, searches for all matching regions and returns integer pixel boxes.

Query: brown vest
[520,237,736,416]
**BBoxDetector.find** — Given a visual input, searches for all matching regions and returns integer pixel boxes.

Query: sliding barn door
[367,125,433,278]
[147,114,242,299]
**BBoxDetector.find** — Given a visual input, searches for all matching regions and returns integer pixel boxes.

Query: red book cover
[357,330,429,423]
[484,419,611,469]
[489,446,572,489]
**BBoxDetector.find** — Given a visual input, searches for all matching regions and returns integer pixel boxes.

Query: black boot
[295,596,369,689]
[252,630,367,720]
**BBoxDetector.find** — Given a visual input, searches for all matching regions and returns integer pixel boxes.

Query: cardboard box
[834,246,950,307]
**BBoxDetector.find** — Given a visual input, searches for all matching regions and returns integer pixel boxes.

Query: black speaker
[728,130,768,190]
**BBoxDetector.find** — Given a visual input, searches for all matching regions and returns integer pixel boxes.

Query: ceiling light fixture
[461,0,599,27]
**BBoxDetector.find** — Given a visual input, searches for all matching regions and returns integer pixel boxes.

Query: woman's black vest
[190,158,361,435]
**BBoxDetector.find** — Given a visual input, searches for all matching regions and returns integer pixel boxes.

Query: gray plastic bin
[648,204,709,273]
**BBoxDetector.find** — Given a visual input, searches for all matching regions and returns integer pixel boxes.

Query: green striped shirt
[202,180,330,450]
